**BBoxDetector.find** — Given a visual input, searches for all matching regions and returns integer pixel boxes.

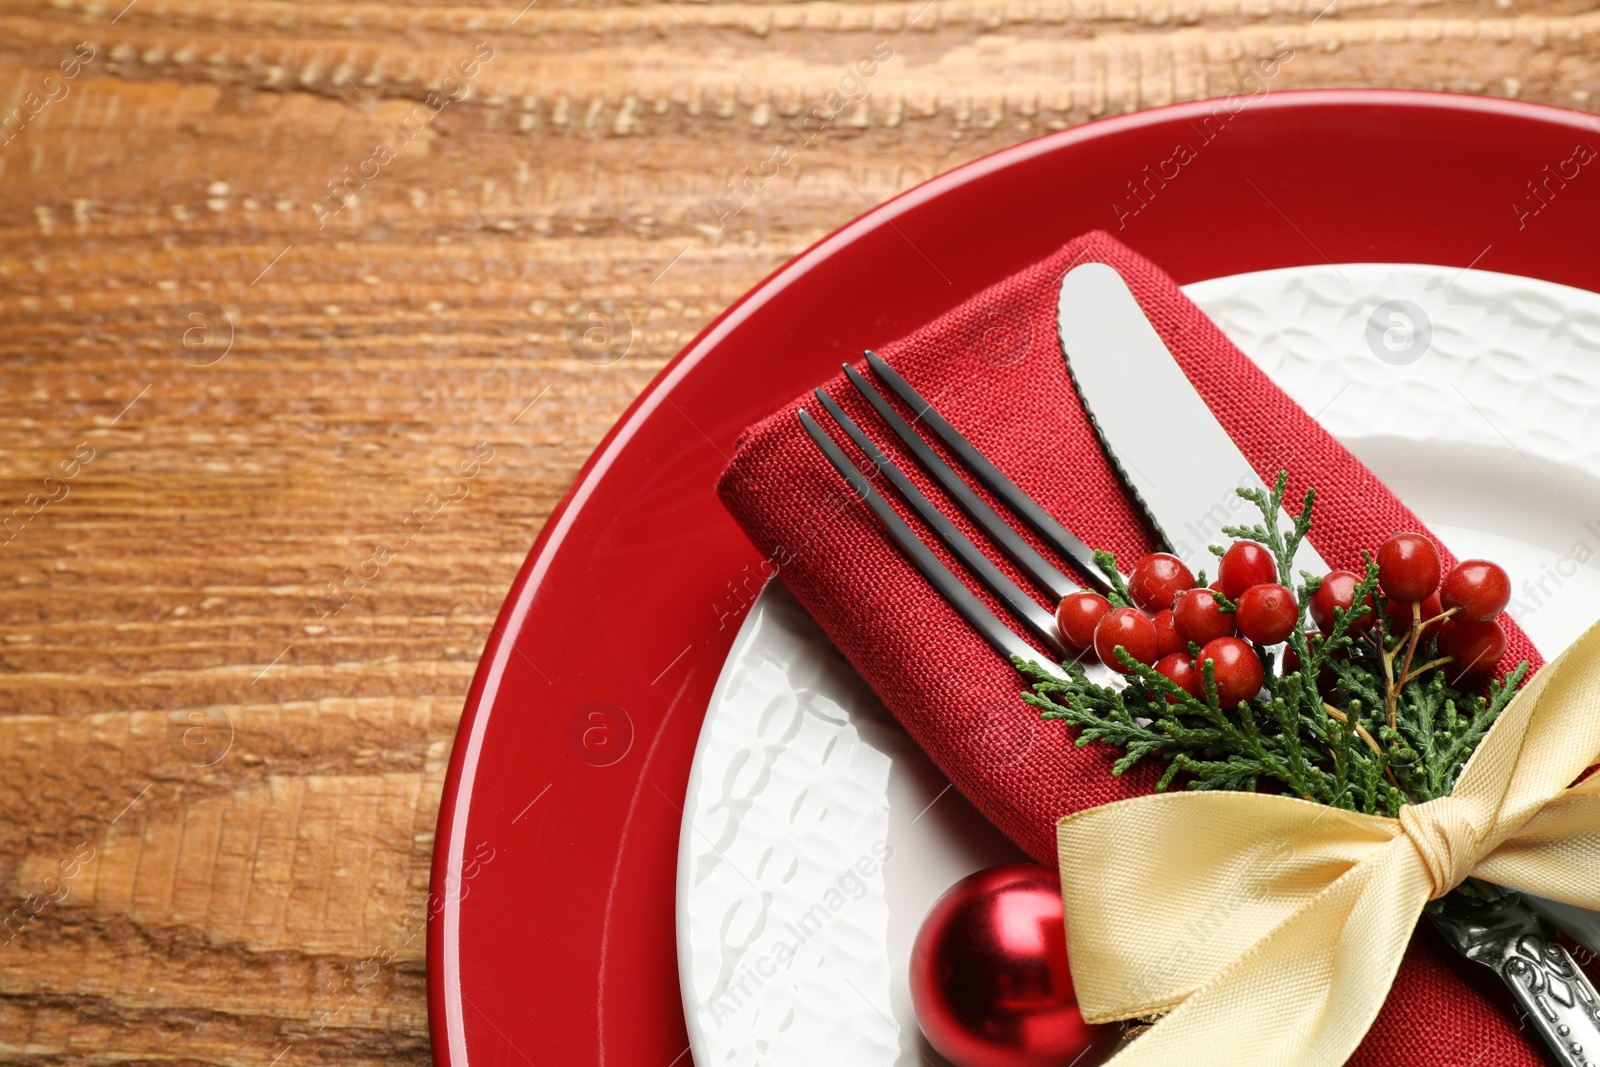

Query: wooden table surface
[0,0,1594,1062]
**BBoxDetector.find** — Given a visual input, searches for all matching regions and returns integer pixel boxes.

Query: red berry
[1309,570,1376,634]
[1385,591,1443,634]
[1172,588,1237,646]
[1377,532,1442,603]
[1093,607,1159,673]
[1127,552,1196,614]
[1154,653,1200,702]
[1218,541,1278,600]
[1197,637,1265,709]
[1236,583,1299,645]
[1436,618,1507,675]
[1057,591,1112,655]
[1440,560,1512,623]
[1152,609,1184,659]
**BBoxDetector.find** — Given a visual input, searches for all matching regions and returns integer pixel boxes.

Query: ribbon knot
[1055,615,1600,1066]
[1397,797,1480,899]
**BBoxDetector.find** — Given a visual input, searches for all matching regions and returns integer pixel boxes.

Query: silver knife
[1057,260,1600,1064]
[1056,261,1328,583]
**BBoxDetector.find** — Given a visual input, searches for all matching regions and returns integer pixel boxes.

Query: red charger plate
[429,90,1600,1066]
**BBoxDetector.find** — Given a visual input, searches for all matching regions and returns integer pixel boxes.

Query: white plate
[676,263,1600,1067]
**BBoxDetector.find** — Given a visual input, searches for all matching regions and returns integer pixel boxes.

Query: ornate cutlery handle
[1431,891,1600,1067]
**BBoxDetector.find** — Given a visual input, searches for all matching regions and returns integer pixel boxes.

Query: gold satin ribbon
[1056,615,1600,1066]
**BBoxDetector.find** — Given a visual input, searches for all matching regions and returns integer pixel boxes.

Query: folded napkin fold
[716,230,1550,1065]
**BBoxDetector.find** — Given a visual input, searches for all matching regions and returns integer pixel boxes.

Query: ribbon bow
[1056,617,1600,1066]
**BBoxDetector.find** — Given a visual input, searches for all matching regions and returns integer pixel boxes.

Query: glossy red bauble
[910,865,1120,1067]
[1127,553,1195,613]
[1172,588,1236,646]
[1093,607,1158,673]
[1309,570,1376,635]
[1197,636,1265,709]
[1437,618,1507,676]
[1440,560,1513,623]
[1218,541,1278,600]
[1377,532,1442,603]
[1236,583,1299,645]
[1057,591,1112,655]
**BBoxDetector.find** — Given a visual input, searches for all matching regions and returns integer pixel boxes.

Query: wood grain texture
[0,0,1594,1062]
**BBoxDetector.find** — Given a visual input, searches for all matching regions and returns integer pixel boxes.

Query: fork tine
[796,409,1066,680]
[839,363,1084,604]
[862,350,1111,594]
[812,389,1064,655]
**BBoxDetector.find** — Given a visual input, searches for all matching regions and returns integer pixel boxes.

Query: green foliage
[1093,550,1132,608]
[1020,472,1530,816]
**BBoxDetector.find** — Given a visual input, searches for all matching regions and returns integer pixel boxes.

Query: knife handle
[1430,892,1600,1067]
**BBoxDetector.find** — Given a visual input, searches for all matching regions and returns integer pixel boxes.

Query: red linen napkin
[716,230,1548,1065]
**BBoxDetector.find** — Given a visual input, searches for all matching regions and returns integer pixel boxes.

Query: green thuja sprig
[1093,550,1133,608]
[1019,472,1530,817]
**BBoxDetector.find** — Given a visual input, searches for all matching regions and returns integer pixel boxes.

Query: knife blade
[1055,261,1328,583]
[1057,259,1600,1061]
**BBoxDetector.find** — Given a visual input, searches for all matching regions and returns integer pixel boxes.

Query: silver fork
[797,351,1121,686]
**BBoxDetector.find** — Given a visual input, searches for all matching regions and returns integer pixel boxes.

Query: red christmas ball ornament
[911,865,1119,1067]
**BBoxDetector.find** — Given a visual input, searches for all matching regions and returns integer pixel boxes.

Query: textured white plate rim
[673,591,765,1053]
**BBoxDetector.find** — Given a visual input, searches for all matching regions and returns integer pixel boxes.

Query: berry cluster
[1055,532,1511,711]
[1320,533,1512,678]
[1056,545,1274,710]
[1022,473,1531,818]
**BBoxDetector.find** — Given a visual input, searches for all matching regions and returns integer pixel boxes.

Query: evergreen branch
[1093,550,1133,608]
[1022,470,1531,817]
